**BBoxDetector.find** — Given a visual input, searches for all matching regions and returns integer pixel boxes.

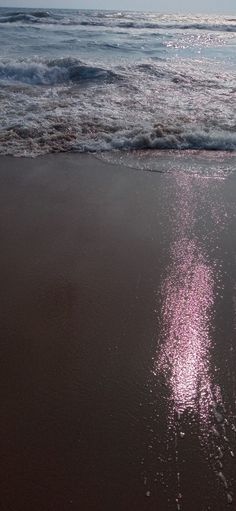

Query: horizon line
[0,5,235,15]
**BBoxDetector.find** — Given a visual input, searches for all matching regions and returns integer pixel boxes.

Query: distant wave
[0,11,51,24]
[117,21,236,32]
[0,57,120,85]
[4,10,51,17]
[0,10,235,33]
[0,10,103,27]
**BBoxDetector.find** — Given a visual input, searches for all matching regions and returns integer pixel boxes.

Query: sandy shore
[0,153,235,511]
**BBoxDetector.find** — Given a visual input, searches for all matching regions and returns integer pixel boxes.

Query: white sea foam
[0,9,235,158]
[0,57,119,85]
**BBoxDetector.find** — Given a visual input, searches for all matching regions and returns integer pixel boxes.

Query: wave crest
[117,21,236,32]
[0,10,235,32]
[1,123,235,158]
[76,126,236,153]
[0,57,120,85]
[0,10,51,24]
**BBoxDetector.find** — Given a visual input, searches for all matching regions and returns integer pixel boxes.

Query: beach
[0,153,235,510]
[0,5,236,510]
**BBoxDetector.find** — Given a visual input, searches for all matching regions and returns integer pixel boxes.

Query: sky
[0,0,235,13]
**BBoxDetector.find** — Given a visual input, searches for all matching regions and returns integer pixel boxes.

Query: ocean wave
[124,128,236,151]
[168,22,236,32]
[0,11,104,27]
[0,9,235,158]
[1,124,235,158]
[75,127,236,153]
[1,10,235,33]
[0,57,120,85]
[0,11,52,24]
[116,21,236,32]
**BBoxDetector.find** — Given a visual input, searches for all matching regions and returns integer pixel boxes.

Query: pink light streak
[155,238,215,425]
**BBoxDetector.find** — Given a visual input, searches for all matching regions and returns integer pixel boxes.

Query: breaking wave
[0,57,120,85]
[0,8,235,158]
[1,123,235,158]
[76,127,236,153]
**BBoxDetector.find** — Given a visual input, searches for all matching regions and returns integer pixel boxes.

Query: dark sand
[0,153,235,511]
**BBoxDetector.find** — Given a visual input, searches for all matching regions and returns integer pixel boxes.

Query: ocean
[0,7,236,161]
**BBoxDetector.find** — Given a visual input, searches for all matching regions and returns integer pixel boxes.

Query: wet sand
[0,153,235,511]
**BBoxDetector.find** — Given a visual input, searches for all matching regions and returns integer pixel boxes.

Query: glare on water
[147,169,236,509]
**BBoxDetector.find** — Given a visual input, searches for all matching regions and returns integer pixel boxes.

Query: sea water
[0,8,235,157]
